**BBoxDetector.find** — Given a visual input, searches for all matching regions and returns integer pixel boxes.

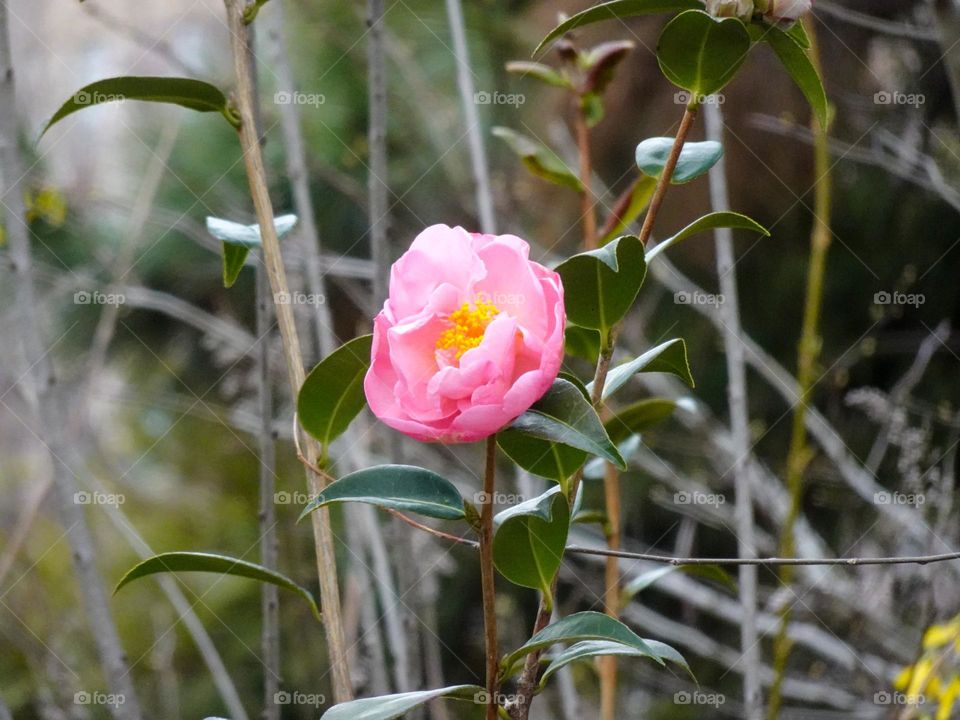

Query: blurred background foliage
[2,0,960,718]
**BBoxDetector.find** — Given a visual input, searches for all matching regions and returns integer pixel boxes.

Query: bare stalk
[444,0,497,233]
[575,106,598,249]
[480,436,500,720]
[705,100,761,719]
[767,19,830,720]
[0,6,142,718]
[224,0,352,701]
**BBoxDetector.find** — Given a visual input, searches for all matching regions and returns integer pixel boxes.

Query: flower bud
[705,0,754,20]
[762,0,811,25]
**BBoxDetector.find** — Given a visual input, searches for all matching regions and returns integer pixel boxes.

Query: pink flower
[761,0,811,25]
[364,224,566,443]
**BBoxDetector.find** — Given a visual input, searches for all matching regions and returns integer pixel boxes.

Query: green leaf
[534,0,702,56]
[764,26,828,129]
[591,339,694,400]
[605,399,677,443]
[564,326,601,363]
[582,40,636,96]
[501,611,663,679]
[583,435,642,480]
[540,639,691,688]
[635,137,723,184]
[571,476,608,524]
[493,486,570,605]
[657,11,752,96]
[114,551,320,620]
[492,127,583,191]
[620,564,736,607]
[498,431,587,484]
[507,379,626,470]
[298,335,373,446]
[786,19,811,49]
[298,465,466,522]
[555,235,646,337]
[320,686,485,720]
[206,215,298,288]
[505,61,571,89]
[599,176,658,245]
[39,76,238,139]
[645,210,769,262]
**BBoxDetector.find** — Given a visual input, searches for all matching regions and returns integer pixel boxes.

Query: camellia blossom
[759,0,811,24]
[364,224,565,443]
[705,0,754,20]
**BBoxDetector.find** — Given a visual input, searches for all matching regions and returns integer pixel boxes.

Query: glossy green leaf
[786,19,811,48]
[505,61,570,89]
[507,379,626,470]
[606,399,678,443]
[493,486,570,604]
[592,339,694,400]
[534,0,702,55]
[635,137,723,184]
[657,11,752,96]
[498,431,587,484]
[540,639,691,688]
[564,326,601,363]
[114,551,320,620]
[206,215,298,288]
[599,176,658,245]
[501,611,663,679]
[645,210,769,263]
[299,465,466,522]
[555,235,646,337]
[571,476,608,524]
[583,435,642,480]
[492,127,583,191]
[40,76,237,139]
[298,335,373,446]
[320,686,485,720]
[765,26,828,129]
[620,564,737,607]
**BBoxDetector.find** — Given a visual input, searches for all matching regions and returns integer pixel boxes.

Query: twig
[0,6,143,718]
[480,437,500,720]
[575,105,597,249]
[224,0,352,700]
[444,0,497,233]
[387,509,480,548]
[705,100,761,720]
[768,20,831,719]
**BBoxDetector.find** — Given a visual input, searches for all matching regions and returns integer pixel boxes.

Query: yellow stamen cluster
[436,300,499,360]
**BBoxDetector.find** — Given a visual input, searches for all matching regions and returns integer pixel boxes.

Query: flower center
[436,299,499,360]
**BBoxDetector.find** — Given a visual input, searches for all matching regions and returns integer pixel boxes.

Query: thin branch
[480,436,500,720]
